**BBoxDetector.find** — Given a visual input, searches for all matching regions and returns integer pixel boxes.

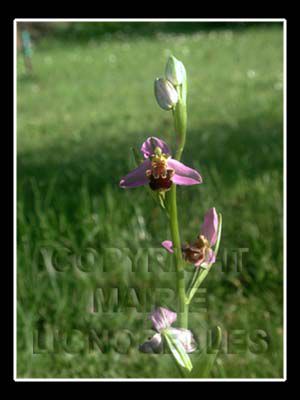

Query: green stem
[173,89,187,162]
[168,185,188,328]
[168,80,188,328]
[186,268,209,305]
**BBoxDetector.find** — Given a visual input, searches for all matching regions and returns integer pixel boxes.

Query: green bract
[162,329,193,372]
[165,55,186,86]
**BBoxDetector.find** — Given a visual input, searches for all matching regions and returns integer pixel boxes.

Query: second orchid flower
[119,137,202,191]
[162,208,219,268]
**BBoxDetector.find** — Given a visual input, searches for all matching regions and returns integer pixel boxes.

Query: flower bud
[165,55,186,86]
[154,78,178,111]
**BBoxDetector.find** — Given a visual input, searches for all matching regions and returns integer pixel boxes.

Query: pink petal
[162,240,174,254]
[168,159,202,185]
[141,137,171,158]
[194,259,203,267]
[150,307,177,332]
[168,328,197,353]
[195,248,216,268]
[205,248,216,265]
[119,159,151,188]
[201,208,218,246]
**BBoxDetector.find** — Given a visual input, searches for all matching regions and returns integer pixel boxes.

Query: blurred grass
[17,22,284,378]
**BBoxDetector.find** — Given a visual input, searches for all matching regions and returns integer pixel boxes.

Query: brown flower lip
[162,208,218,268]
[182,235,211,266]
[147,168,175,191]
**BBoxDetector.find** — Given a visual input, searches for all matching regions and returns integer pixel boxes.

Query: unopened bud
[154,78,178,111]
[165,55,186,86]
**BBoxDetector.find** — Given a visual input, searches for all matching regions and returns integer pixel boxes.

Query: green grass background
[17,22,284,378]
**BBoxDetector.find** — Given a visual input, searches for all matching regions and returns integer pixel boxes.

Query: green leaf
[162,329,193,372]
[189,326,222,378]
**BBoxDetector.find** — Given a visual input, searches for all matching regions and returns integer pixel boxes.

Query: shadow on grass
[17,112,284,325]
[18,112,283,214]
[26,21,283,44]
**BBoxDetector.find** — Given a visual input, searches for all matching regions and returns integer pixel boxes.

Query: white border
[13,18,287,382]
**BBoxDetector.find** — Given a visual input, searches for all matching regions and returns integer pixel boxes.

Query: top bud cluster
[154,56,187,111]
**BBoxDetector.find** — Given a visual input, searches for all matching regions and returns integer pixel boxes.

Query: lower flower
[162,208,218,268]
[139,307,197,354]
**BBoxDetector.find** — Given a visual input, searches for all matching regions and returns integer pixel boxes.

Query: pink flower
[139,307,197,354]
[162,208,219,268]
[119,137,202,191]
[150,306,177,332]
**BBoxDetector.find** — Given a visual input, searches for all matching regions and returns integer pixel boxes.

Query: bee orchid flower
[119,137,202,191]
[162,208,219,268]
[139,307,197,354]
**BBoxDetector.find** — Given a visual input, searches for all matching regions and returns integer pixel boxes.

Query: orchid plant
[119,56,223,377]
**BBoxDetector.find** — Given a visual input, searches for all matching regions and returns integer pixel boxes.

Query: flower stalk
[167,184,188,328]
[167,58,189,328]
[173,86,187,162]
[120,54,223,377]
